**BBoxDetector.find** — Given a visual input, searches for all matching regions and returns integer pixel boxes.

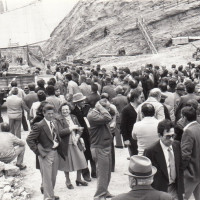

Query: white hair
[129,176,154,189]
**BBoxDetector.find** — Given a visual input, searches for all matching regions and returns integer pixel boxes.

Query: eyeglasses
[164,134,176,140]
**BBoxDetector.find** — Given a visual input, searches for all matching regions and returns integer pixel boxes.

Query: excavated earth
[43,0,200,65]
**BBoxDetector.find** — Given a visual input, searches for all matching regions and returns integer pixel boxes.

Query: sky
[0,0,78,47]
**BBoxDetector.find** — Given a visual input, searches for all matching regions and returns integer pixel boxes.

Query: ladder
[137,18,158,54]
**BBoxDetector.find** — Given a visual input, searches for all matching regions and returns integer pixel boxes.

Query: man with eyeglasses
[144,119,184,200]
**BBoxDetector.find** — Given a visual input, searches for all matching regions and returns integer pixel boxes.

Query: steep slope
[43,0,200,61]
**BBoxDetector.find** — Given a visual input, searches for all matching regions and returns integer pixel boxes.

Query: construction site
[0,1,199,200]
[42,0,200,70]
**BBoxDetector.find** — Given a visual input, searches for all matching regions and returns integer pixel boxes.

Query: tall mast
[5,0,7,12]
[0,0,4,13]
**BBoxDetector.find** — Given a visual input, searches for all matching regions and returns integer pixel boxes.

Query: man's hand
[95,101,103,111]
[69,125,79,131]
[124,140,131,147]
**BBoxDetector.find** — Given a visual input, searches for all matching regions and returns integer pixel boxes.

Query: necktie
[168,147,176,182]
[50,121,55,140]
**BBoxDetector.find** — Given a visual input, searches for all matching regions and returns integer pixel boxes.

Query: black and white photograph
[0,0,199,199]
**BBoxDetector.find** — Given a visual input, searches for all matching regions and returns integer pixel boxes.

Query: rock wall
[43,0,200,60]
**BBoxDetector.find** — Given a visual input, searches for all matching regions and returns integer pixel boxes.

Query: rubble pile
[0,162,31,200]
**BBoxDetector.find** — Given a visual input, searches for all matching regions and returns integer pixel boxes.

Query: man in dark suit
[27,104,63,200]
[175,81,199,121]
[144,119,184,200]
[102,77,116,101]
[112,155,173,200]
[86,83,100,108]
[181,106,200,200]
[120,88,143,156]
[24,83,38,120]
[24,83,38,109]
[183,66,192,79]
[112,85,128,148]
[71,93,96,181]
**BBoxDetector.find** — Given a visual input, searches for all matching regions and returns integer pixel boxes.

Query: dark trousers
[0,105,3,123]
[128,138,138,156]
[111,139,115,172]
[82,159,96,178]
[22,110,28,131]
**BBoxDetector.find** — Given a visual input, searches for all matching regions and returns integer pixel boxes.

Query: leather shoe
[83,176,91,182]
[115,145,123,149]
[66,183,74,189]
[76,180,88,186]
[91,174,97,178]
[16,164,27,170]
[40,187,44,194]
[54,196,60,200]
[106,192,115,198]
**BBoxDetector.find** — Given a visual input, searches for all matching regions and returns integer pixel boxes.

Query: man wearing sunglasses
[144,119,184,200]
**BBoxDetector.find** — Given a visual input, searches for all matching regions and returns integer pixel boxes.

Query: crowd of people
[0,61,200,200]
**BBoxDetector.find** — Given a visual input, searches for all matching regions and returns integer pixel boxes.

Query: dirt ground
[1,109,130,200]
[2,41,198,199]
[94,40,200,72]
[1,109,195,200]
[22,133,130,200]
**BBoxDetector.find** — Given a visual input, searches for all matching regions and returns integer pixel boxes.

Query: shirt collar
[160,140,172,151]
[183,121,197,131]
[44,118,51,128]
[130,102,137,109]
[142,116,156,121]
[147,96,157,102]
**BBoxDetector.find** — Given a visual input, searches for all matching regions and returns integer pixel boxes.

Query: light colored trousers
[38,150,59,200]
[91,147,112,200]
[9,118,22,139]
[0,146,25,165]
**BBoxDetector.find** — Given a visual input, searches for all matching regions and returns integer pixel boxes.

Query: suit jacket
[137,97,165,121]
[24,91,38,109]
[6,95,29,119]
[111,185,173,200]
[26,118,64,160]
[102,84,117,100]
[55,114,82,156]
[71,105,92,160]
[183,70,192,78]
[120,103,137,141]
[79,82,91,97]
[112,94,128,122]
[86,92,100,108]
[175,93,200,121]
[46,96,61,113]
[181,121,200,183]
[144,141,184,200]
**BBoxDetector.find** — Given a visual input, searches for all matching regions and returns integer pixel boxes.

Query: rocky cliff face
[43,0,200,61]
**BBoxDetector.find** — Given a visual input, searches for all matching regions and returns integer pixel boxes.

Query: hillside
[43,0,200,63]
